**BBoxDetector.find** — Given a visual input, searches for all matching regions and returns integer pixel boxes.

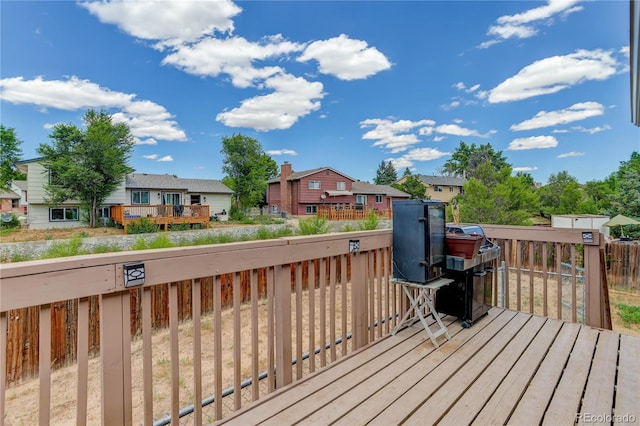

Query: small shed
[551,214,610,238]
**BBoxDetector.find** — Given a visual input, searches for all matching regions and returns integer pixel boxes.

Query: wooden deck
[217,308,640,426]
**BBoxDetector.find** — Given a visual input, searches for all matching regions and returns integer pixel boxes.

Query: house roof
[12,181,28,191]
[126,173,233,194]
[268,166,356,184]
[351,181,410,197]
[0,190,20,199]
[415,175,466,187]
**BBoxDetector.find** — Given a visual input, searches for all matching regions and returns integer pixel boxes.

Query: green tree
[457,163,538,225]
[37,109,134,228]
[393,175,427,199]
[442,141,509,181]
[373,160,398,185]
[221,134,278,211]
[538,171,582,216]
[402,167,411,177]
[0,125,23,190]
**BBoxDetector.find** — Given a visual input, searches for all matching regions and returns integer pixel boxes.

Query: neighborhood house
[11,159,233,230]
[267,162,410,216]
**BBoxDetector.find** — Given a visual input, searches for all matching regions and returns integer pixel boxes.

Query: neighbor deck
[218,307,640,426]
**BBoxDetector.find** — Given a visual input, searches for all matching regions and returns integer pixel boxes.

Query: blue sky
[1,0,638,185]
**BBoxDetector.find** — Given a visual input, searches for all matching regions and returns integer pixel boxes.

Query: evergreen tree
[373,160,398,185]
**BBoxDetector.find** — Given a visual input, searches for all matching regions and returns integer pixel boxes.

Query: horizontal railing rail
[0,225,605,425]
[111,204,210,231]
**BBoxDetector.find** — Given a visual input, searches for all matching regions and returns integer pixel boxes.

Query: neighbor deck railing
[111,204,210,232]
[0,226,606,425]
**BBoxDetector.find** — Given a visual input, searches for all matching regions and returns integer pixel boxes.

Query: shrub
[41,235,88,259]
[254,226,293,240]
[127,217,160,234]
[169,223,191,232]
[229,205,244,221]
[359,210,379,230]
[132,234,175,250]
[0,213,20,230]
[297,216,330,235]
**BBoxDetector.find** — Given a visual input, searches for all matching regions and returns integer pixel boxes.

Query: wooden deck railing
[0,226,607,425]
[111,204,210,232]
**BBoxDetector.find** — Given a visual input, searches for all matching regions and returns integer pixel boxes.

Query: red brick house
[267,162,410,216]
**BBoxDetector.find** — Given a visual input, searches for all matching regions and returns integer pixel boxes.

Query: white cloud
[387,147,451,171]
[482,0,583,47]
[162,35,304,88]
[513,166,539,172]
[570,125,611,134]
[158,155,174,162]
[80,0,242,47]
[360,118,435,153]
[510,102,604,131]
[489,49,620,103]
[435,124,494,138]
[0,76,187,142]
[297,34,391,80]
[441,101,460,111]
[507,135,558,150]
[216,73,324,131]
[135,138,158,146]
[557,151,585,158]
[143,154,158,160]
[361,117,494,153]
[266,149,298,156]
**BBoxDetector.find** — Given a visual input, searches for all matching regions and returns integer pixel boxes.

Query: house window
[305,205,317,214]
[434,186,443,192]
[50,207,79,222]
[375,195,383,203]
[449,186,455,192]
[309,181,321,190]
[98,207,110,218]
[356,195,367,205]
[132,191,150,205]
[190,194,201,205]
[337,182,346,190]
[11,199,19,208]
[48,169,63,186]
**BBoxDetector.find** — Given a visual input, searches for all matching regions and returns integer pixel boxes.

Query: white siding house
[15,159,126,229]
[12,160,234,230]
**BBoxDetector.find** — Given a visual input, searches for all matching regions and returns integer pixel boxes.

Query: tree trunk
[89,198,97,228]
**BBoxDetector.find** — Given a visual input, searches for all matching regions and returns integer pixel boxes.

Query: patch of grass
[297,216,330,235]
[615,303,640,325]
[91,243,123,254]
[358,210,379,230]
[0,227,20,238]
[340,224,357,232]
[132,234,175,250]
[41,235,88,259]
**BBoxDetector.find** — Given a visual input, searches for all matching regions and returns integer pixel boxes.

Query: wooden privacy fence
[605,241,640,289]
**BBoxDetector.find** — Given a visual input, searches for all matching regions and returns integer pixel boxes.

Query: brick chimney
[280,162,293,214]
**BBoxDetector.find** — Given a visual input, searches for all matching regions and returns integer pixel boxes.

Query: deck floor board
[216,308,640,426]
